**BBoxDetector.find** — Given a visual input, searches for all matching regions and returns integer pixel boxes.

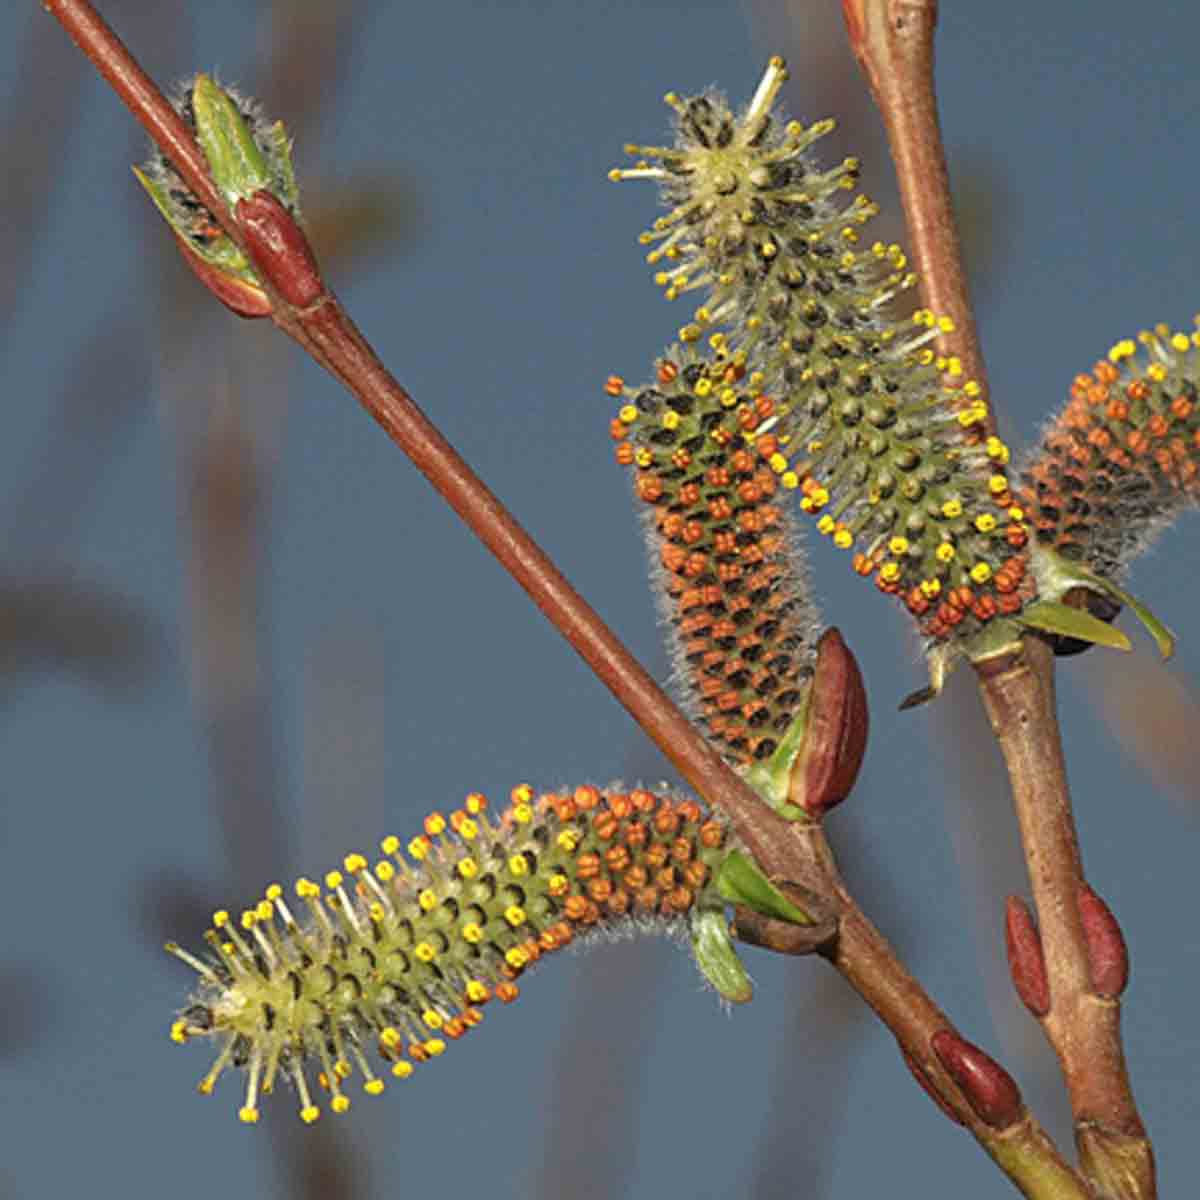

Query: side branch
[977,641,1155,1199]
[841,0,992,432]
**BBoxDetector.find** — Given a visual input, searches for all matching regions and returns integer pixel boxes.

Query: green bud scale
[609,59,1037,646]
[168,785,730,1125]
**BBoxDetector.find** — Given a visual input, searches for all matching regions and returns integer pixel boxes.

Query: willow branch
[840,0,991,433]
[842,3,1155,1196]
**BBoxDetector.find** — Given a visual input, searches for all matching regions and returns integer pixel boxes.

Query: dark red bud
[236,190,325,309]
[1005,895,1050,1017]
[793,627,869,817]
[931,1030,1023,1130]
[1078,883,1129,998]
[901,1045,965,1127]
[174,234,272,319]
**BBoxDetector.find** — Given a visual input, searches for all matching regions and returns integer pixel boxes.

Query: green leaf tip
[190,74,274,207]
[690,908,753,1004]
[715,851,815,926]
[1016,601,1132,651]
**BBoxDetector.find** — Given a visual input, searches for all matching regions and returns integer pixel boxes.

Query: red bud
[1079,883,1129,998]
[901,1045,965,1127]
[1005,895,1050,1017]
[237,190,325,309]
[792,627,869,817]
[931,1030,1023,1130]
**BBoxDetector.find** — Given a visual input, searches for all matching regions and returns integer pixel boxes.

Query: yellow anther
[418,889,438,912]
[508,854,529,877]
[695,377,713,397]
[618,404,638,424]
[414,942,437,963]
[466,981,489,1002]
[1008,506,1025,522]
[833,529,854,549]
[936,543,956,563]
[324,871,343,890]
[300,1105,320,1124]
[548,872,569,896]
[988,475,1008,495]
[364,1080,385,1096]
[662,410,680,430]
[937,316,956,333]
[255,900,273,921]
[457,857,479,879]
[781,471,799,489]
[465,792,487,814]
[212,910,230,928]
[331,1096,351,1114]
[407,837,429,860]
[505,905,528,927]
[375,861,395,882]
[1171,332,1190,352]
[392,1062,415,1079]
[422,1010,444,1030]
[513,803,534,825]
[380,1027,403,1049]
[920,578,942,598]
[817,515,836,535]
[295,878,319,899]
[462,923,484,944]
[634,447,653,468]
[879,562,901,583]
[768,452,788,473]
[970,562,994,584]
[975,514,998,533]
[344,854,368,873]
[170,1020,188,1044]
[505,947,530,969]
[556,829,579,852]
[888,536,909,556]
[381,835,400,855]
[963,380,983,398]
[1148,363,1167,382]
[424,1039,447,1057]
[239,1106,260,1124]
[265,883,283,901]
[941,499,963,519]
[368,902,385,923]
[424,813,447,836]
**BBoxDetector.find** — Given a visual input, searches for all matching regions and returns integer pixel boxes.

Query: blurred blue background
[2,2,1198,1197]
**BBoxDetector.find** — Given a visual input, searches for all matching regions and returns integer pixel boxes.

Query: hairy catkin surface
[611,58,1037,647]
[169,785,728,1124]
[1021,327,1200,580]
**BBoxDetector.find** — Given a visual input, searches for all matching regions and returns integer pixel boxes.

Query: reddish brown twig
[843,2,1154,1195]
[840,0,991,434]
